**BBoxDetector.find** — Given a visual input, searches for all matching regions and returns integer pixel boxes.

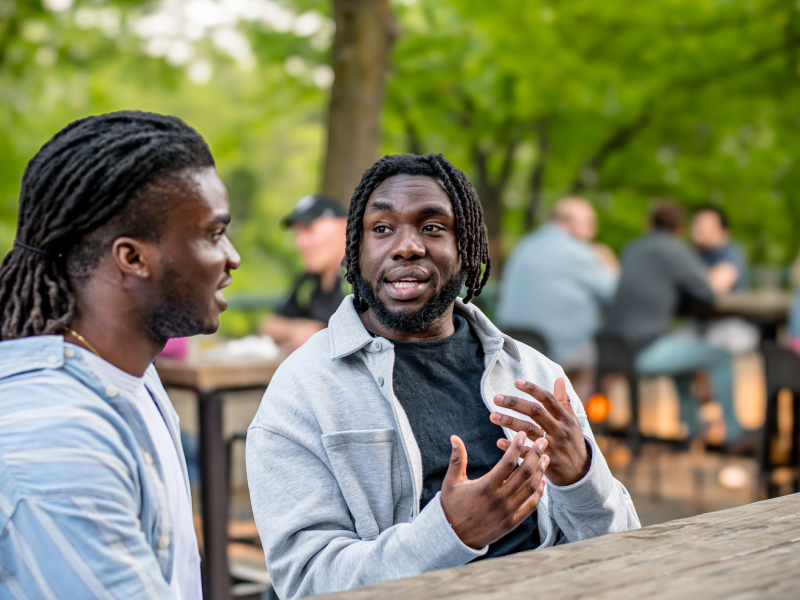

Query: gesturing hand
[491,377,590,487]
[440,432,549,550]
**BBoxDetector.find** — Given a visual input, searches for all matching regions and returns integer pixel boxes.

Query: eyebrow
[418,205,452,218]
[365,202,394,215]
[213,214,232,225]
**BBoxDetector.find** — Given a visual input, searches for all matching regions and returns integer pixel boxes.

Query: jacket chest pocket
[321,428,403,540]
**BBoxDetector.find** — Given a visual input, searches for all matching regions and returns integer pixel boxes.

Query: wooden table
[316,493,800,600]
[156,355,284,600]
[687,290,793,340]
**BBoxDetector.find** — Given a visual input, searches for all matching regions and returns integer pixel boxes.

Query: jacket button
[158,535,170,549]
[144,452,154,465]
[64,347,75,359]
[105,385,119,398]
[377,377,384,387]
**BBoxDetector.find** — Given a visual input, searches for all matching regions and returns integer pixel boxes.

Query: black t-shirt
[389,314,539,560]
[276,271,348,325]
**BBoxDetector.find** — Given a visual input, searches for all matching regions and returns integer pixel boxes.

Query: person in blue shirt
[496,198,618,401]
[0,112,240,598]
[691,205,748,293]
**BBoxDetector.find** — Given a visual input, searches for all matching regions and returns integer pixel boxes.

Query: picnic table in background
[156,351,285,600]
[316,493,800,600]
[686,290,793,340]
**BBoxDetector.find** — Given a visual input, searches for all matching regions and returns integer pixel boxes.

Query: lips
[215,275,233,309]
[383,268,431,301]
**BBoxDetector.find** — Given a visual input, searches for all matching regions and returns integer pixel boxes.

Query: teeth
[392,281,419,289]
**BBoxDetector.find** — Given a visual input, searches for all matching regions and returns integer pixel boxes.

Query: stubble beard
[354,268,465,334]
[143,261,218,344]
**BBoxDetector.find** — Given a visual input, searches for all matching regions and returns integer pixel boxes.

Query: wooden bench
[316,493,800,600]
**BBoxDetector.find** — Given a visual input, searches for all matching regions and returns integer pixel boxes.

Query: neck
[67,301,165,378]
[359,303,457,342]
[319,263,341,293]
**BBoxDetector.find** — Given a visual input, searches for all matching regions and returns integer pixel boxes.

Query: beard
[354,268,465,334]
[143,262,217,344]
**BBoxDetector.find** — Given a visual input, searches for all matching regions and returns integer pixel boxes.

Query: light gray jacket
[246,297,640,599]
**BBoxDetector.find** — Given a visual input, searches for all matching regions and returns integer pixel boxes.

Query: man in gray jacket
[247,154,640,599]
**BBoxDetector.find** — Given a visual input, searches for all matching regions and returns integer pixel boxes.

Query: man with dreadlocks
[0,111,240,598]
[247,154,639,599]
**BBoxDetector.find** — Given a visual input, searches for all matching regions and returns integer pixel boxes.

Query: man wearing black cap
[261,194,349,351]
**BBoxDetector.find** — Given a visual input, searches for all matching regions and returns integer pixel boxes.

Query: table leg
[198,390,231,600]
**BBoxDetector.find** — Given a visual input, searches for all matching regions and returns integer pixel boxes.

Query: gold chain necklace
[64,327,100,356]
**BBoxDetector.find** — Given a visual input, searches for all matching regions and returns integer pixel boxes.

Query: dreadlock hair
[344,153,491,308]
[0,110,215,341]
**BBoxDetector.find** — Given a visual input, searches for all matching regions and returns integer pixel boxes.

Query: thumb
[443,435,468,488]
[554,376,570,407]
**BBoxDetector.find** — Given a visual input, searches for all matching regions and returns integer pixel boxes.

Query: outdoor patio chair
[595,333,642,455]
[760,343,800,498]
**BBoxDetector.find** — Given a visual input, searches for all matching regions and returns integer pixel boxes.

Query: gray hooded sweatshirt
[246,296,640,599]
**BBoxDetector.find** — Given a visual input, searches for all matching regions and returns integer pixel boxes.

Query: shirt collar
[328,295,521,362]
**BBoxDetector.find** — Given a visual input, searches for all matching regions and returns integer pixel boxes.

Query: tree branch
[570,109,651,194]
[526,117,549,230]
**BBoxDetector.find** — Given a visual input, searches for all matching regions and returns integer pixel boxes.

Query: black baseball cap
[282,194,347,227]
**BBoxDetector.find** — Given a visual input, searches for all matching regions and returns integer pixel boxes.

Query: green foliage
[0,0,332,336]
[3,0,800,338]
[384,0,800,266]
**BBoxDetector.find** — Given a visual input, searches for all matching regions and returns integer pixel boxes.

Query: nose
[225,237,241,271]
[391,225,425,261]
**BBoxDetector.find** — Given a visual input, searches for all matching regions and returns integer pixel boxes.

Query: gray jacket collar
[328,295,521,362]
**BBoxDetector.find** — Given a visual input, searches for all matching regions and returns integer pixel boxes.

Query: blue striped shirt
[0,335,190,599]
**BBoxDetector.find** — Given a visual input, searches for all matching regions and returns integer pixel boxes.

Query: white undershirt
[77,345,202,600]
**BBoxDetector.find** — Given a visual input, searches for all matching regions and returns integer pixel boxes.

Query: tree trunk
[525,117,549,231]
[472,142,517,275]
[322,0,398,206]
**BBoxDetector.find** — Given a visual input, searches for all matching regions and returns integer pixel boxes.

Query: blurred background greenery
[3,0,800,335]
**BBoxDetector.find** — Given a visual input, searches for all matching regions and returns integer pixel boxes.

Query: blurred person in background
[603,201,743,445]
[691,205,747,293]
[260,194,348,351]
[788,249,800,354]
[497,197,618,401]
[690,205,759,354]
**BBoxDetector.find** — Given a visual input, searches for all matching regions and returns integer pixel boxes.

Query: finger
[483,431,527,487]
[442,435,469,489]
[553,377,578,418]
[515,379,571,419]
[515,477,547,522]
[490,407,558,440]
[497,437,531,458]
[505,437,549,496]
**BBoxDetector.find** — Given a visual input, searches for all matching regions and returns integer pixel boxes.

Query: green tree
[384,0,800,272]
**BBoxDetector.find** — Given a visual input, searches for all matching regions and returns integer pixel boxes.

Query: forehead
[163,167,228,223]
[366,174,452,213]
[694,210,722,226]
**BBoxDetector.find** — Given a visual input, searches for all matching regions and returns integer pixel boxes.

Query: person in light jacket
[246,154,640,600]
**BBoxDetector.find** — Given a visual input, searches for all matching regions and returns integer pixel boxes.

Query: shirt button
[105,384,119,398]
[64,347,75,359]
[47,355,58,365]
[377,377,384,387]
[374,342,382,351]
[158,535,170,548]
[143,452,154,465]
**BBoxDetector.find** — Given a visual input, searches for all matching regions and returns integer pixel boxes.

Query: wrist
[552,439,592,486]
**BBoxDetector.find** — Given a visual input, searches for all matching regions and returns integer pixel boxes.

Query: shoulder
[506,337,566,381]
[252,329,353,427]
[0,369,140,510]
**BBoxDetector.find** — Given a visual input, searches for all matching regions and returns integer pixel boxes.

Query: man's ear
[111,237,153,281]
